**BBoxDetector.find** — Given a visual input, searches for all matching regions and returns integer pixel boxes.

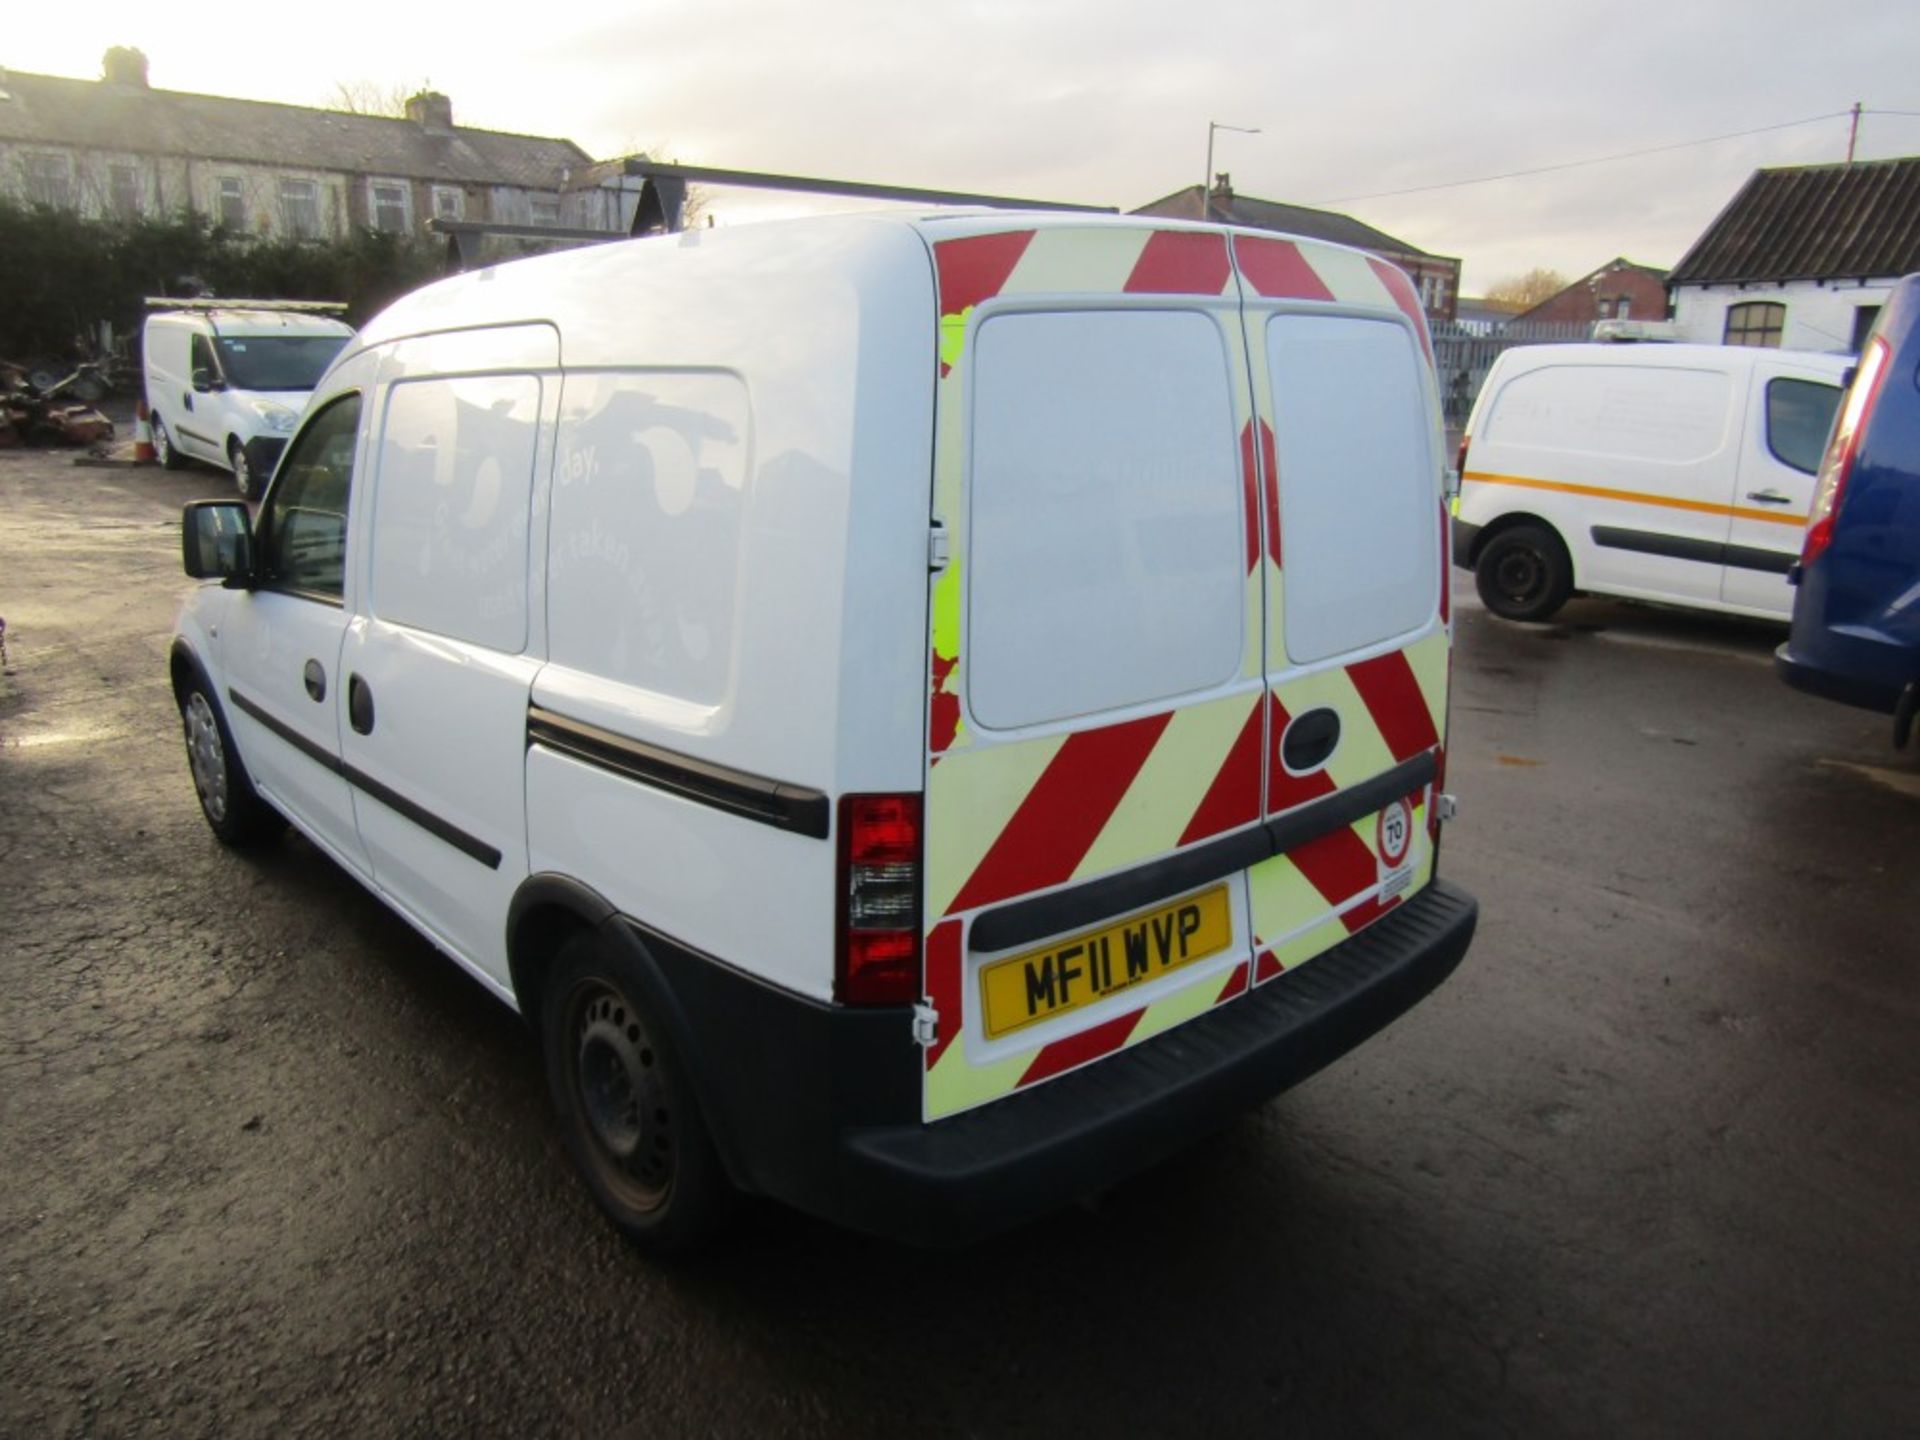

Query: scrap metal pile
[0,361,115,448]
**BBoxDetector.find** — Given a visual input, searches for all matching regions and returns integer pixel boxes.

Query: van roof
[148,309,354,338]
[1487,341,1851,376]
[346,210,1418,365]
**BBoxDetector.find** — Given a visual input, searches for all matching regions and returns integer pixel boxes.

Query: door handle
[302,659,326,702]
[347,674,375,735]
[182,391,193,412]
[1745,489,1794,505]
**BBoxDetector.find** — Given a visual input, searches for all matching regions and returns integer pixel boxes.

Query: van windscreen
[214,335,348,391]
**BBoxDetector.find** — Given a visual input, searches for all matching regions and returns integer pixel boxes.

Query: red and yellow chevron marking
[921,221,1449,1121]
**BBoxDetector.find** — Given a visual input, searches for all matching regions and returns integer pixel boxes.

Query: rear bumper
[644,879,1477,1245]
[1774,641,1905,714]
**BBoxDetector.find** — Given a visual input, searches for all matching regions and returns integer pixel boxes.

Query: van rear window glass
[1482,363,1731,464]
[214,335,347,391]
[1267,315,1438,666]
[546,372,751,705]
[966,309,1244,730]
[371,375,542,652]
[1765,377,1841,476]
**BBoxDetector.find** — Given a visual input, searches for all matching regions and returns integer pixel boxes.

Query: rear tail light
[1455,433,1470,480]
[1803,335,1890,567]
[836,793,923,1005]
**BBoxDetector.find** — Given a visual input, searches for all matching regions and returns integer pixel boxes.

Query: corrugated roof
[1131,183,1449,261]
[1668,156,1920,285]
[0,70,593,189]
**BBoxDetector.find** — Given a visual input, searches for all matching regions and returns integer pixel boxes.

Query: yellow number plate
[979,886,1234,1041]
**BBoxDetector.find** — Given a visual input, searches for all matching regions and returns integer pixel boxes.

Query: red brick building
[1132,176,1461,324]
[1515,258,1669,327]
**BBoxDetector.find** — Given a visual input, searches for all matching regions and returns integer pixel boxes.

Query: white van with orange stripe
[1455,342,1848,622]
[172,211,1476,1249]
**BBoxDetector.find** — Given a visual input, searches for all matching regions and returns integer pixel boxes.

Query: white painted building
[1667,156,1920,355]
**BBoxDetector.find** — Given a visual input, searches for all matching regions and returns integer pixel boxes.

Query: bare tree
[1482,268,1570,313]
[326,80,420,118]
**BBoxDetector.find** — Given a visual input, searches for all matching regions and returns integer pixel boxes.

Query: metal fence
[1433,321,1593,427]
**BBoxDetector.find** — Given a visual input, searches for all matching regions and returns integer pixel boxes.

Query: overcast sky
[12,0,1918,292]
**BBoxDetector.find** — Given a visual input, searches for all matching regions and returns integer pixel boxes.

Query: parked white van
[145,303,353,500]
[1455,343,1848,622]
[171,213,1476,1248]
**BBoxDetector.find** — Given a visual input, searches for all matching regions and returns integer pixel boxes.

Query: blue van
[1776,274,1920,746]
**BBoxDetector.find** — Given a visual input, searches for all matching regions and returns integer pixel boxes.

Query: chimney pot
[406,91,453,133]
[102,47,150,89]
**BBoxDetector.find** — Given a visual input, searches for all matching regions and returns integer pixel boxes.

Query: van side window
[370,376,542,651]
[1765,378,1841,476]
[257,394,362,602]
[966,309,1244,729]
[1267,315,1438,665]
[190,334,220,385]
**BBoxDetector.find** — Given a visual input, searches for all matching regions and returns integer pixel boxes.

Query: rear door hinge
[912,1001,939,1048]
[928,522,950,573]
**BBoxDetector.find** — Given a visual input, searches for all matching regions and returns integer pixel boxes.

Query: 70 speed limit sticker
[1376,797,1416,901]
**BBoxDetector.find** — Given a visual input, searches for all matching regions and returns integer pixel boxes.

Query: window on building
[279,178,322,239]
[110,163,143,217]
[217,176,246,232]
[528,195,560,226]
[22,152,73,208]
[1614,297,1632,319]
[369,181,409,233]
[1852,306,1883,354]
[1724,301,1785,348]
[432,186,464,221]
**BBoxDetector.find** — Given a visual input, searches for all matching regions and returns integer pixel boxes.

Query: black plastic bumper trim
[969,749,1437,954]
[838,878,1477,1244]
[227,686,501,869]
[1773,644,1904,715]
[527,705,830,839]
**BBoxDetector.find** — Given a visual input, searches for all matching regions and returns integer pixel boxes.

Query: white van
[170,213,1476,1248]
[1455,343,1848,622]
[145,303,353,500]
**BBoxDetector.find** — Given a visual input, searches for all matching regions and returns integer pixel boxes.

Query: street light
[1204,121,1260,221]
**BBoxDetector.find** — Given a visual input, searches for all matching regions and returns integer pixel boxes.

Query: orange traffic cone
[133,399,157,463]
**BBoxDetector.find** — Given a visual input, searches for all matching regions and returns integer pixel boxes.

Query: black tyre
[542,933,730,1252]
[1474,523,1573,622]
[229,439,263,502]
[179,675,283,846]
[151,412,187,470]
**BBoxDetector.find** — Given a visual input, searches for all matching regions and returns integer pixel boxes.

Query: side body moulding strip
[526,705,831,840]
[226,687,502,869]
[1590,525,1797,576]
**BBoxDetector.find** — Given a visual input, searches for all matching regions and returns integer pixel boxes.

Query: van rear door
[918,223,1270,1121]
[1232,235,1450,982]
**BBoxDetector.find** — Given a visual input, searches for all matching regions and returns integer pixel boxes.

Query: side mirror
[191,367,221,393]
[182,500,255,581]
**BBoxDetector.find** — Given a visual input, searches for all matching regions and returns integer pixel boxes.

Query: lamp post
[1204,121,1260,220]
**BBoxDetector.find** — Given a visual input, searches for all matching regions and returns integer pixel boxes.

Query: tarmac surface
[2,447,1915,1437]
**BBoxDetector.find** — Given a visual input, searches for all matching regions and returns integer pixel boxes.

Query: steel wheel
[565,980,675,1208]
[1474,523,1572,622]
[542,936,730,1250]
[184,690,229,822]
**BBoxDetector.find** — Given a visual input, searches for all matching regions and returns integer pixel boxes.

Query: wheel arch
[506,874,753,1187]
[1467,510,1579,586]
